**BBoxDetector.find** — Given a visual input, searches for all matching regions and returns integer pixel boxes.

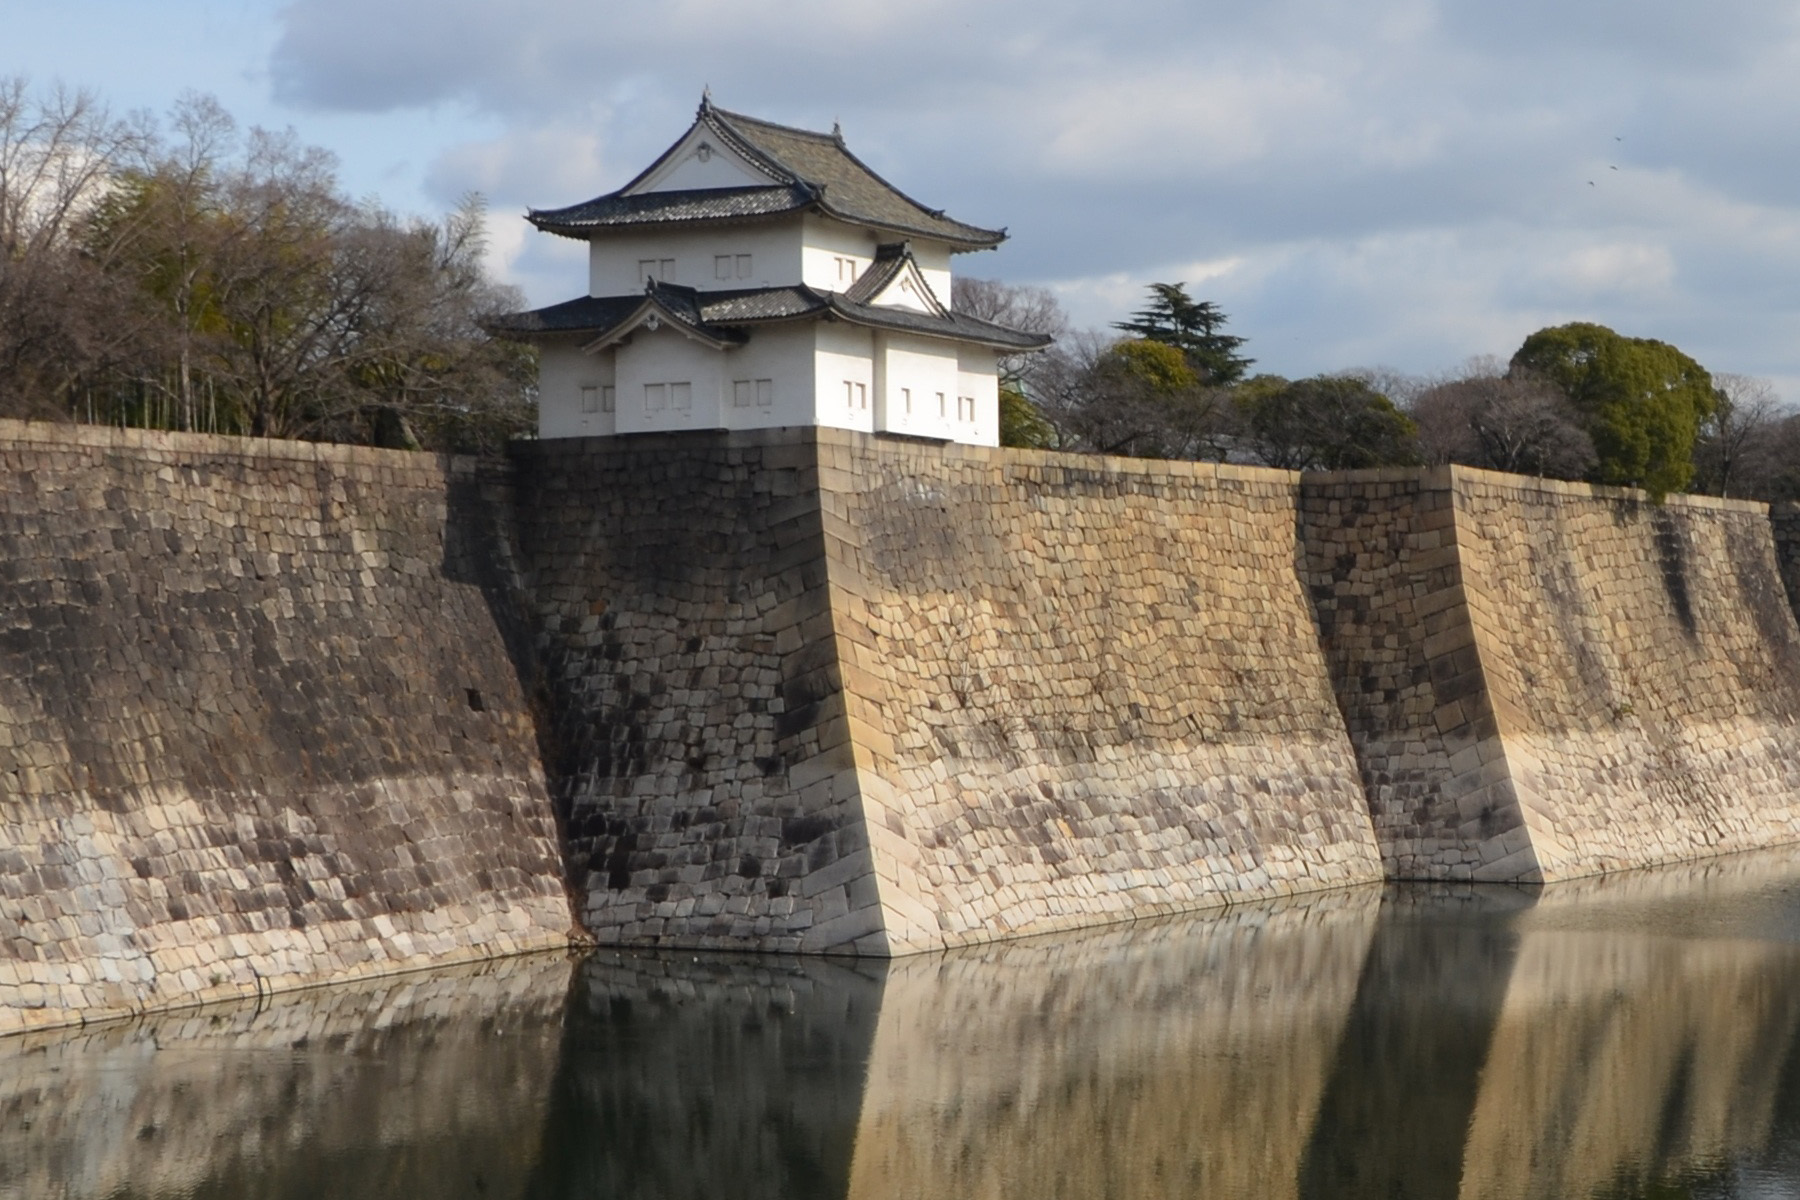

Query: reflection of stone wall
[1457,855,1800,1200]
[848,890,1381,1200]
[0,954,573,1200]
[0,421,570,1034]
[524,952,884,1200]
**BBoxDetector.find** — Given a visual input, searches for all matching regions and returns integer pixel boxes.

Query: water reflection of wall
[0,954,574,1200]
[1458,855,1800,1200]
[523,952,886,1200]
[15,858,1800,1199]
[847,890,1383,1200]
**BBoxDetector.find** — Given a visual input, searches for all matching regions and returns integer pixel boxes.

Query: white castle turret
[492,96,1050,446]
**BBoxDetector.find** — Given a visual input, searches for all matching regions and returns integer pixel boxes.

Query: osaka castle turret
[490,96,1052,446]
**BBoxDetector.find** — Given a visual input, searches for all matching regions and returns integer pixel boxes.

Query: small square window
[638,259,658,284]
[601,386,616,413]
[671,382,692,412]
[645,383,667,412]
[715,255,733,280]
[580,385,599,414]
[660,258,675,279]
[736,254,752,278]
[756,379,773,408]
[734,380,752,407]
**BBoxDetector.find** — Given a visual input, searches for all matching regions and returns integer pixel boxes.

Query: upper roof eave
[523,95,1008,249]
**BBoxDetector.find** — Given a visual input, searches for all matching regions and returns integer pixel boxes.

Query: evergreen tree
[1510,322,1715,499]
[1113,282,1253,385]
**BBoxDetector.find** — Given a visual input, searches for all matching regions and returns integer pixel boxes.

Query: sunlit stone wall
[520,429,1387,954]
[1447,470,1800,878]
[818,435,1386,949]
[1304,467,1800,881]
[0,421,571,1035]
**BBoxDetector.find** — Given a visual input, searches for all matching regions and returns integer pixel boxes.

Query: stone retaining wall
[1307,467,1800,881]
[0,421,571,1035]
[8,422,1800,1012]
[819,435,1385,949]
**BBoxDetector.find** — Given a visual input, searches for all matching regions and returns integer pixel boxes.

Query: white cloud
[244,0,1800,400]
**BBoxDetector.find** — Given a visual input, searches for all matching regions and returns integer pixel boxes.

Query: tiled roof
[484,294,645,336]
[528,99,1006,250]
[526,185,813,235]
[825,295,1051,350]
[491,281,1052,352]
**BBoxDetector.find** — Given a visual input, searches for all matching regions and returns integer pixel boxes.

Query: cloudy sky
[12,0,1800,397]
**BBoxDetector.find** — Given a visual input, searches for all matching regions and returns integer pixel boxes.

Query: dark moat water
[13,851,1800,1199]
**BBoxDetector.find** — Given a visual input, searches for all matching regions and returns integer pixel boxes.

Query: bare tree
[1409,358,1594,478]
[0,77,151,417]
[1694,373,1784,498]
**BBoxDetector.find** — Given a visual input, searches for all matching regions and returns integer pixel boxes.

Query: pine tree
[1112,282,1253,386]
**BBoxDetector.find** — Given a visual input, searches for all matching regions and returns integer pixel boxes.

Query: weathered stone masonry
[1307,467,1800,882]
[7,422,1800,1028]
[0,421,570,1035]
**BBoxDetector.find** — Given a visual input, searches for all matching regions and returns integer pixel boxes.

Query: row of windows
[581,380,769,415]
[637,255,755,285]
[581,380,976,421]
[644,382,692,413]
[850,383,979,422]
[733,379,774,408]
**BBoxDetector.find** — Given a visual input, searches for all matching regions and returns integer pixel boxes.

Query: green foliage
[1106,338,1198,394]
[1510,322,1715,499]
[1113,282,1252,385]
[998,384,1056,449]
[1235,374,1420,470]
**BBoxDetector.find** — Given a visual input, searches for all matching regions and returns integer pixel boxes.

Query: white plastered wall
[910,240,955,307]
[629,124,772,193]
[538,341,617,439]
[612,326,727,433]
[874,332,961,441]
[957,345,1001,449]
[718,323,817,430]
[801,215,880,293]
[588,225,804,296]
[814,322,877,434]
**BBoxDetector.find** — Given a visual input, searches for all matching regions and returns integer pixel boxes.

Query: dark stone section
[1297,468,1531,881]
[509,432,880,953]
[1774,502,1800,625]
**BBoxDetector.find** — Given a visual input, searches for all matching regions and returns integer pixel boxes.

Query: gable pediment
[860,254,948,316]
[626,123,778,194]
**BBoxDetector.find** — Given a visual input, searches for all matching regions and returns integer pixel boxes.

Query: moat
[10,848,1800,1199]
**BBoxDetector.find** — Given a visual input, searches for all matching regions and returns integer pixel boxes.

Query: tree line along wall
[6,423,1800,1029]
